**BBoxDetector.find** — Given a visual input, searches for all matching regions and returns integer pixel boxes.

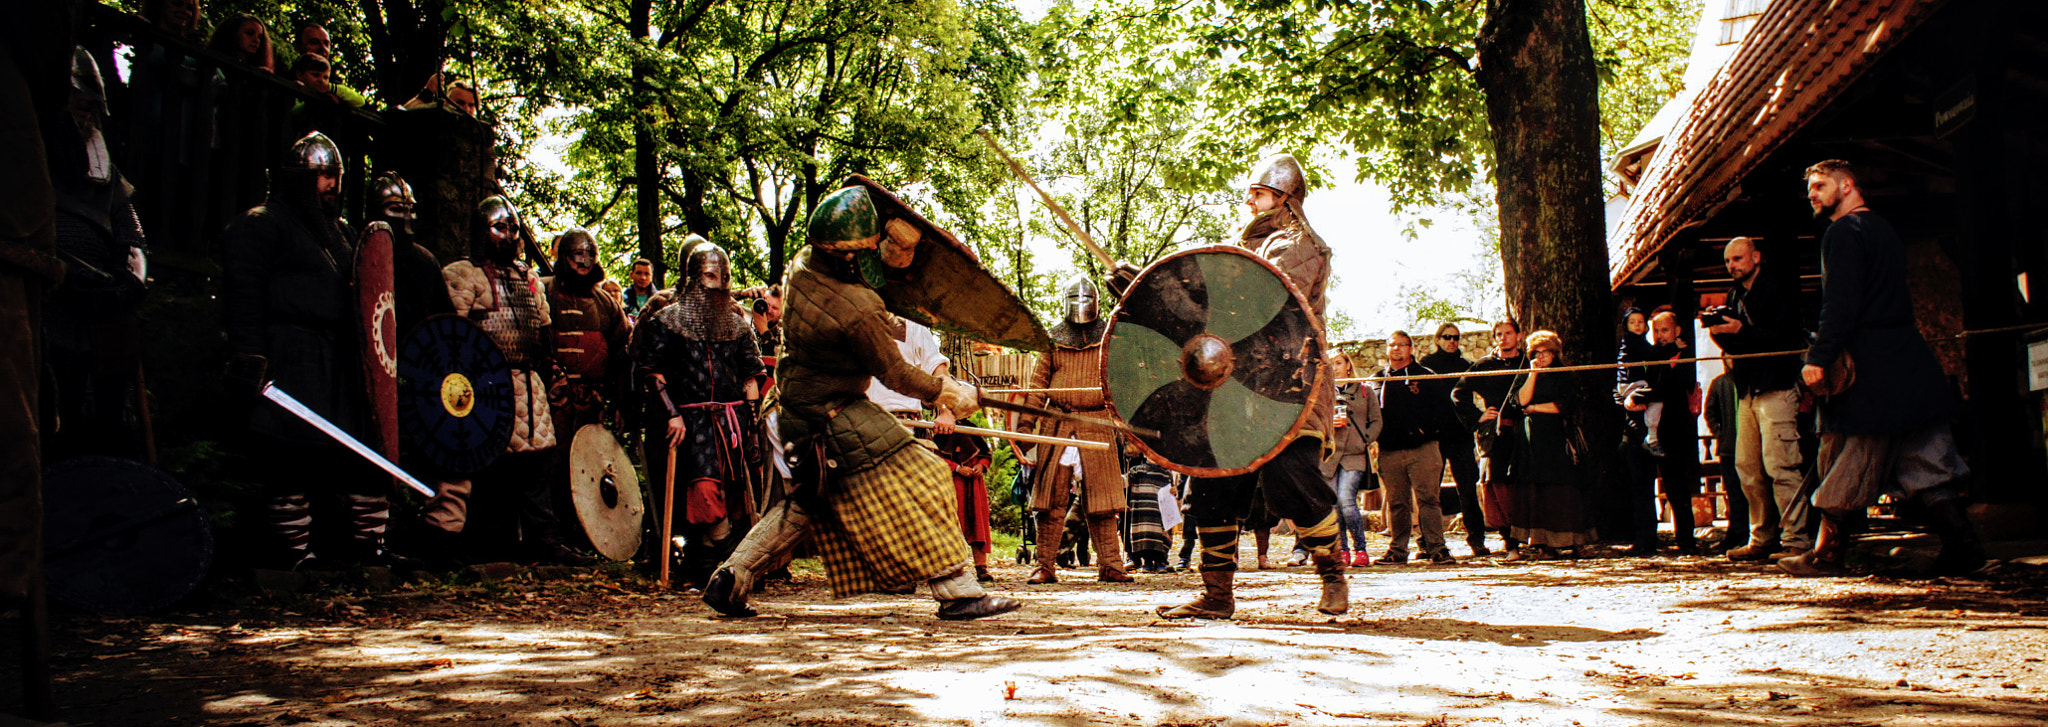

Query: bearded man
[635,236,763,586]
[1021,278,1131,584]
[1159,153,1346,619]
[220,132,391,568]
[701,183,1020,621]
[441,196,590,565]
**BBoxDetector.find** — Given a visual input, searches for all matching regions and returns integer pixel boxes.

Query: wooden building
[1608,0,2048,505]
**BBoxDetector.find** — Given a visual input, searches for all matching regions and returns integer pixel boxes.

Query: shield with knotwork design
[1101,245,1325,477]
[398,314,515,475]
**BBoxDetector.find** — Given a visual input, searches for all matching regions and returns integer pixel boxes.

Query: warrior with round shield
[545,229,630,460]
[440,196,591,565]
[634,235,764,586]
[701,182,1022,621]
[1020,278,1132,584]
[1157,153,1346,619]
[220,132,395,569]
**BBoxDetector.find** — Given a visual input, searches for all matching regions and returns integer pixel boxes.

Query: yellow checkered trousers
[812,441,971,597]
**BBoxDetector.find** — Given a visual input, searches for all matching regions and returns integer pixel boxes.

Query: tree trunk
[630,0,662,287]
[1476,0,1623,536]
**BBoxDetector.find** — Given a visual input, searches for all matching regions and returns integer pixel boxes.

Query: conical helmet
[806,186,881,251]
[1248,153,1306,200]
[286,132,343,173]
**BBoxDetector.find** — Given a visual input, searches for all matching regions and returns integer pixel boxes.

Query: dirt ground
[7,531,2048,727]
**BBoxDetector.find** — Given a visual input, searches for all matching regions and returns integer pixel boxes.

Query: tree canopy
[152,0,1698,318]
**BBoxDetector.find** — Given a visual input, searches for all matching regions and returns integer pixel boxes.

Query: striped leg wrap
[265,494,313,557]
[1295,511,1341,556]
[347,493,390,545]
[1197,525,1240,572]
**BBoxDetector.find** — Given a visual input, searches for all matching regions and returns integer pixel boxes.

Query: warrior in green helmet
[702,184,1022,621]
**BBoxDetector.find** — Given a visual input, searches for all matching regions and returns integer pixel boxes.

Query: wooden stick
[658,444,677,589]
[977,129,1117,271]
[901,420,1114,451]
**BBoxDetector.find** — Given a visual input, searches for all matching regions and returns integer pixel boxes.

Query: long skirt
[953,471,992,550]
[1125,463,1172,558]
[1501,479,1598,549]
[812,443,971,597]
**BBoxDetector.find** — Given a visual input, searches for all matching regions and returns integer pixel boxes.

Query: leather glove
[935,378,981,419]
[223,353,268,401]
[1104,261,1142,300]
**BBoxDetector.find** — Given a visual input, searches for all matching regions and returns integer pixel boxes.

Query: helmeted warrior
[701,184,1020,620]
[44,47,149,460]
[441,195,589,564]
[634,235,764,585]
[365,171,452,335]
[1160,153,1345,619]
[546,228,630,440]
[1020,278,1132,584]
[220,132,393,568]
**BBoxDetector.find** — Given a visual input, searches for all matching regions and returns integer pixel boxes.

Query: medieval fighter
[634,235,764,587]
[701,182,1021,621]
[1021,278,1132,584]
[1159,153,1346,619]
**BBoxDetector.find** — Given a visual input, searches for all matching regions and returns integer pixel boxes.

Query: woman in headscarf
[1501,331,1598,561]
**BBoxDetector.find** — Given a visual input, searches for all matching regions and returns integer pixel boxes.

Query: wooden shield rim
[568,423,644,561]
[1099,244,1327,478]
[840,174,1054,351]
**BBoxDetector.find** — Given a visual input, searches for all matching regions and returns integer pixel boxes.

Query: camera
[1699,305,1739,327]
[749,298,770,315]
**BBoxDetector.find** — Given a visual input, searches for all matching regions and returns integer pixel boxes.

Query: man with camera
[1705,236,1810,561]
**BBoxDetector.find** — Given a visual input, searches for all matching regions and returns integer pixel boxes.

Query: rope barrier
[980,321,2046,393]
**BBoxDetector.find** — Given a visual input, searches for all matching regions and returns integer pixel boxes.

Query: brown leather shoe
[1726,541,1780,562]
[1098,569,1135,583]
[1025,566,1057,584]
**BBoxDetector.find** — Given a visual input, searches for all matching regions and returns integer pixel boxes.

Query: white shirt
[865,319,947,414]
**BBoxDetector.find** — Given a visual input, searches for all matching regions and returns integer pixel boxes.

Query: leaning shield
[43,457,213,614]
[1101,245,1326,477]
[355,222,402,479]
[398,314,515,475]
[569,423,645,560]
[841,174,1052,351]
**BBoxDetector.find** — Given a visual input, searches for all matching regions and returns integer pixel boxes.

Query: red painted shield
[356,223,402,481]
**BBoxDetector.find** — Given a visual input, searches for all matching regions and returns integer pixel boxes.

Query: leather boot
[1924,497,1987,575]
[1779,514,1848,577]
[1312,552,1350,615]
[1027,512,1061,584]
[930,565,1023,620]
[1157,570,1234,620]
[1089,514,1133,582]
[703,500,812,617]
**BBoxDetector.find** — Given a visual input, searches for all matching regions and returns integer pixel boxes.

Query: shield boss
[1102,245,1325,477]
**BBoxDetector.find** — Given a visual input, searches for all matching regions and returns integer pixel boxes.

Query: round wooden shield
[43,457,213,614]
[1101,245,1326,477]
[398,314,515,475]
[568,423,645,561]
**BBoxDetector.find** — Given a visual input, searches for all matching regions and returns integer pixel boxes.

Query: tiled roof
[1608,0,1952,288]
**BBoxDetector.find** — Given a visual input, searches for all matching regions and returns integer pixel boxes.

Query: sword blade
[262,384,438,498]
[902,420,1114,451]
[975,393,1160,440]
